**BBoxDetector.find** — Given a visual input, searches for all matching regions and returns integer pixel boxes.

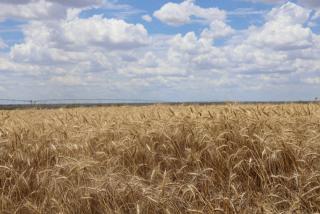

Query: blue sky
[0,0,319,102]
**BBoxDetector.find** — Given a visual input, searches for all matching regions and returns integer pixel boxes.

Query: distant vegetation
[0,104,320,213]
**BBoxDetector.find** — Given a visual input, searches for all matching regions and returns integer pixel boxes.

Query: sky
[0,0,319,102]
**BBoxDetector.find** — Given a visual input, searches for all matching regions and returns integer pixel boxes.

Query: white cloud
[0,86,6,92]
[0,0,125,21]
[0,55,44,75]
[0,0,103,7]
[47,0,103,7]
[169,32,201,53]
[153,0,226,26]
[247,2,314,50]
[139,52,158,68]
[152,0,234,44]
[303,77,320,84]
[308,10,320,27]
[200,20,234,42]
[61,16,149,49]
[158,2,320,81]
[142,14,152,22]
[50,74,86,86]
[266,1,310,24]
[10,15,149,65]
[0,39,7,49]
[0,0,66,21]
[1,1,320,100]
[311,10,320,20]
[228,8,267,16]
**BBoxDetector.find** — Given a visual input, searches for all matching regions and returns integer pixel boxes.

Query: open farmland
[0,104,320,213]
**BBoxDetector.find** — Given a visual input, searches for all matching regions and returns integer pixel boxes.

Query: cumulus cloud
[266,2,310,23]
[0,1,66,21]
[153,0,226,26]
[61,16,149,49]
[152,0,234,43]
[0,0,113,21]
[200,20,234,42]
[10,15,149,65]
[160,1,320,80]
[1,1,320,100]
[246,2,314,50]
[0,55,43,75]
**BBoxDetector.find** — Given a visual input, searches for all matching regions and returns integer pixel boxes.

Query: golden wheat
[0,104,320,213]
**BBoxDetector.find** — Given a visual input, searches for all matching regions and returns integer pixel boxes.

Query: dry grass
[0,104,320,213]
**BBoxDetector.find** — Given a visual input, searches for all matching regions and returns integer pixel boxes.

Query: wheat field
[0,104,320,213]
